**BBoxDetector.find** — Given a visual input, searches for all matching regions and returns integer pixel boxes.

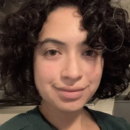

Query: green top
[0,106,130,130]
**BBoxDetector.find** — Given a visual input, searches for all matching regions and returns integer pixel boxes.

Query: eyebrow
[38,38,87,46]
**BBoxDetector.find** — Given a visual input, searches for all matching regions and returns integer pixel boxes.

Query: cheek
[91,72,102,83]
[87,72,102,87]
[35,63,58,83]
[43,64,56,78]
[33,61,59,97]
[84,65,103,97]
[85,60,103,83]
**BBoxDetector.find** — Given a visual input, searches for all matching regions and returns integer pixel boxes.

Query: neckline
[84,107,107,130]
[27,106,107,130]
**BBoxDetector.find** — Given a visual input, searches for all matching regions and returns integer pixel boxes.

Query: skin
[33,6,104,130]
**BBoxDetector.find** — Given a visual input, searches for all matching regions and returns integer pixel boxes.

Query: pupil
[50,50,56,55]
[87,50,93,56]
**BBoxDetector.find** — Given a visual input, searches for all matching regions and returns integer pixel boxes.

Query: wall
[111,0,130,21]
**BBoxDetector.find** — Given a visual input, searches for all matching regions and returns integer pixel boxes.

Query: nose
[61,57,83,83]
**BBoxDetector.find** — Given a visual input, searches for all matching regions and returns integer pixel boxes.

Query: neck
[39,101,94,130]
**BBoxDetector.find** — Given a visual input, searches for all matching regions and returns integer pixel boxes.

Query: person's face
[33,7,104,112]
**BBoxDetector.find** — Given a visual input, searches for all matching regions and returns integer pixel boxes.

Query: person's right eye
[44,49,60,56]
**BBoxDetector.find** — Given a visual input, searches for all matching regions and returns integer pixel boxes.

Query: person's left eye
[83,50,98,57]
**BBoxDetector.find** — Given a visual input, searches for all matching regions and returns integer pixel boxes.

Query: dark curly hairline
[0,0,130,104]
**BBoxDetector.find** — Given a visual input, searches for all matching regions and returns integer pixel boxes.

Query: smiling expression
[33,7,104,111]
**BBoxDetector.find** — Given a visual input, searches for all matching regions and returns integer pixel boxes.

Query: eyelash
[44,49,98,57]
[44,49,60,56]
[83,50,98,57]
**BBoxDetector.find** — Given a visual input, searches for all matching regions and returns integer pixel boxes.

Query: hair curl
[0,0,130,104]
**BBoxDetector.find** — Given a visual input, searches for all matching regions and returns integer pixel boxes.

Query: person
[0,0,130,129]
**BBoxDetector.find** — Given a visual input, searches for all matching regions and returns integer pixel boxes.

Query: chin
[56,101,85,112]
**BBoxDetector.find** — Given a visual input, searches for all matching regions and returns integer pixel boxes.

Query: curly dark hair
[0,0,130,104]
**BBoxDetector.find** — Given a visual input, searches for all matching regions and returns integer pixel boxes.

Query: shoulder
[0,113,33,130]
[89,108,130,130]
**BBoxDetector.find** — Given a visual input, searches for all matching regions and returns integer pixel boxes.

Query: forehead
[38,7,87,44]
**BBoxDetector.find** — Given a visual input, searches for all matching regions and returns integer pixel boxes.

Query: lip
[56,86,86,92]
[56,86,86,100]
[58,90,84,100]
